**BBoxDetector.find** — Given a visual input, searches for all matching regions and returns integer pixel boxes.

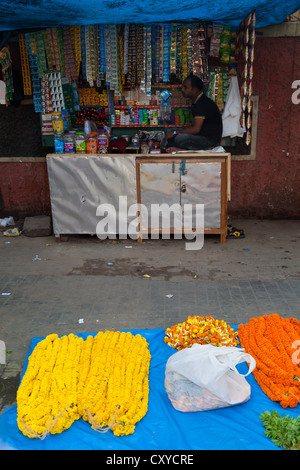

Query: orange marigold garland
[164,316,239,350]
[238,314,300,408]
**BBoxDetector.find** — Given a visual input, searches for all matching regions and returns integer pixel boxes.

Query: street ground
[0,218,300,413]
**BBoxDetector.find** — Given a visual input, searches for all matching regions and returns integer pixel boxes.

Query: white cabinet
[136,153,230,243]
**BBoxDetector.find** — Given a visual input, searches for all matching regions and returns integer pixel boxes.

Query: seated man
[165,74,223,152]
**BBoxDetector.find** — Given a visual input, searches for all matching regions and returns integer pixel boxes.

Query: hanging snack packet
[209,24,224,57]
[220,44,231,63]
[213,24,223,38]
[209,37,220,57]
[220,26,231,63]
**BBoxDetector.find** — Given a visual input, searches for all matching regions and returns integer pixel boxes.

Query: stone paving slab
[1,274,299,373]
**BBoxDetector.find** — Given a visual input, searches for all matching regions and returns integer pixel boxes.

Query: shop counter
[46,152,230,243]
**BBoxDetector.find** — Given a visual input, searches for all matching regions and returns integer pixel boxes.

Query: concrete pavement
[0,218,300,412]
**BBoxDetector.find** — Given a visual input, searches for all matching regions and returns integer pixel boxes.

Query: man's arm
[165,117,204,139]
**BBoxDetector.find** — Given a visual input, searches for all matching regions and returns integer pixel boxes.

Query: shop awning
[0,0,299,31]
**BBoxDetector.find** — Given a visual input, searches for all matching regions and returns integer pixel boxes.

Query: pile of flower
[238,314,300,408]
[164,316,239,350]
[17,331,151,439]
[17,333,83,439]
[78,330,151,436]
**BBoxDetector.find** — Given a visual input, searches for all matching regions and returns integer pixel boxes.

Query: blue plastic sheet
[0,0,299,31]
[0,327,299,450]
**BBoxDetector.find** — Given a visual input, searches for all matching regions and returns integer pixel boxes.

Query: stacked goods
[18,21,248,113]
[238,11,256,145]
[162,24,172,82]
[238,314,300,408]
[207,69,230,112]
[75,107,109,127]
[219,26,232,64]
[45,28,65,74]
[18,34,32,96]
[0,47,14,102]
[164,315,239,350]
[62,27,77,83]
[17,331,151,439]
[35,31,47,78]
[48,72,65,112]
[25,33,42,112]
[69,25,81,77]
[15,18,257,149]
[104,25,120,95]
[112,106,191,127]
[18,21,249,101]
[191,24,208,80]
[78,87,108,107]
[41,74,53,114]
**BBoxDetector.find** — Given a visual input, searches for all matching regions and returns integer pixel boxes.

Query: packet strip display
[14,18,257,153]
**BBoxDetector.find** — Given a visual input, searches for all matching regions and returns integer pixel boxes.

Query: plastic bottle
[75,132,86,154]
[51,112,64,135]
[131,133,139,147]
[86,133,98,154]
[97,129,109,154]
[54,136,64,154]
[84,120,92,135]
[63,133,75,153]
[61,109,70,131]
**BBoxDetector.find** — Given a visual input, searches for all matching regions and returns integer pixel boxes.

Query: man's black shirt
[191,92,223,145]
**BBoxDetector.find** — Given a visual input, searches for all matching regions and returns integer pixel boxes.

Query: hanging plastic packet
[160,90,172,102]
[209,25,223,58]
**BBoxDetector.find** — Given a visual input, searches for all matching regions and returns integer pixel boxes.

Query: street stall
[0,0,299,452]
[1,2,298,231]
[46,152,230,242]
[3,17,257,241]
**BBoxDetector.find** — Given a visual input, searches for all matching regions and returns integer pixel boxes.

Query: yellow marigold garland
[238,314,300,408]
[17,333,84,438]
[164,315,239,350]
[17,331,151,439]
[78,331,151,436]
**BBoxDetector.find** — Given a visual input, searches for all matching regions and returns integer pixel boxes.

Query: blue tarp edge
[0,0,299,31]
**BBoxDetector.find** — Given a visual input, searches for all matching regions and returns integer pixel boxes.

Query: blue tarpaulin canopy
[0,0,299,31]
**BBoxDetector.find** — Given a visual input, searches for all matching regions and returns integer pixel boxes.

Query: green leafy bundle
[260,410,300,450]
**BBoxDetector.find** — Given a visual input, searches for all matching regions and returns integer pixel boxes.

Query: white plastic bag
[165,344,256,412]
